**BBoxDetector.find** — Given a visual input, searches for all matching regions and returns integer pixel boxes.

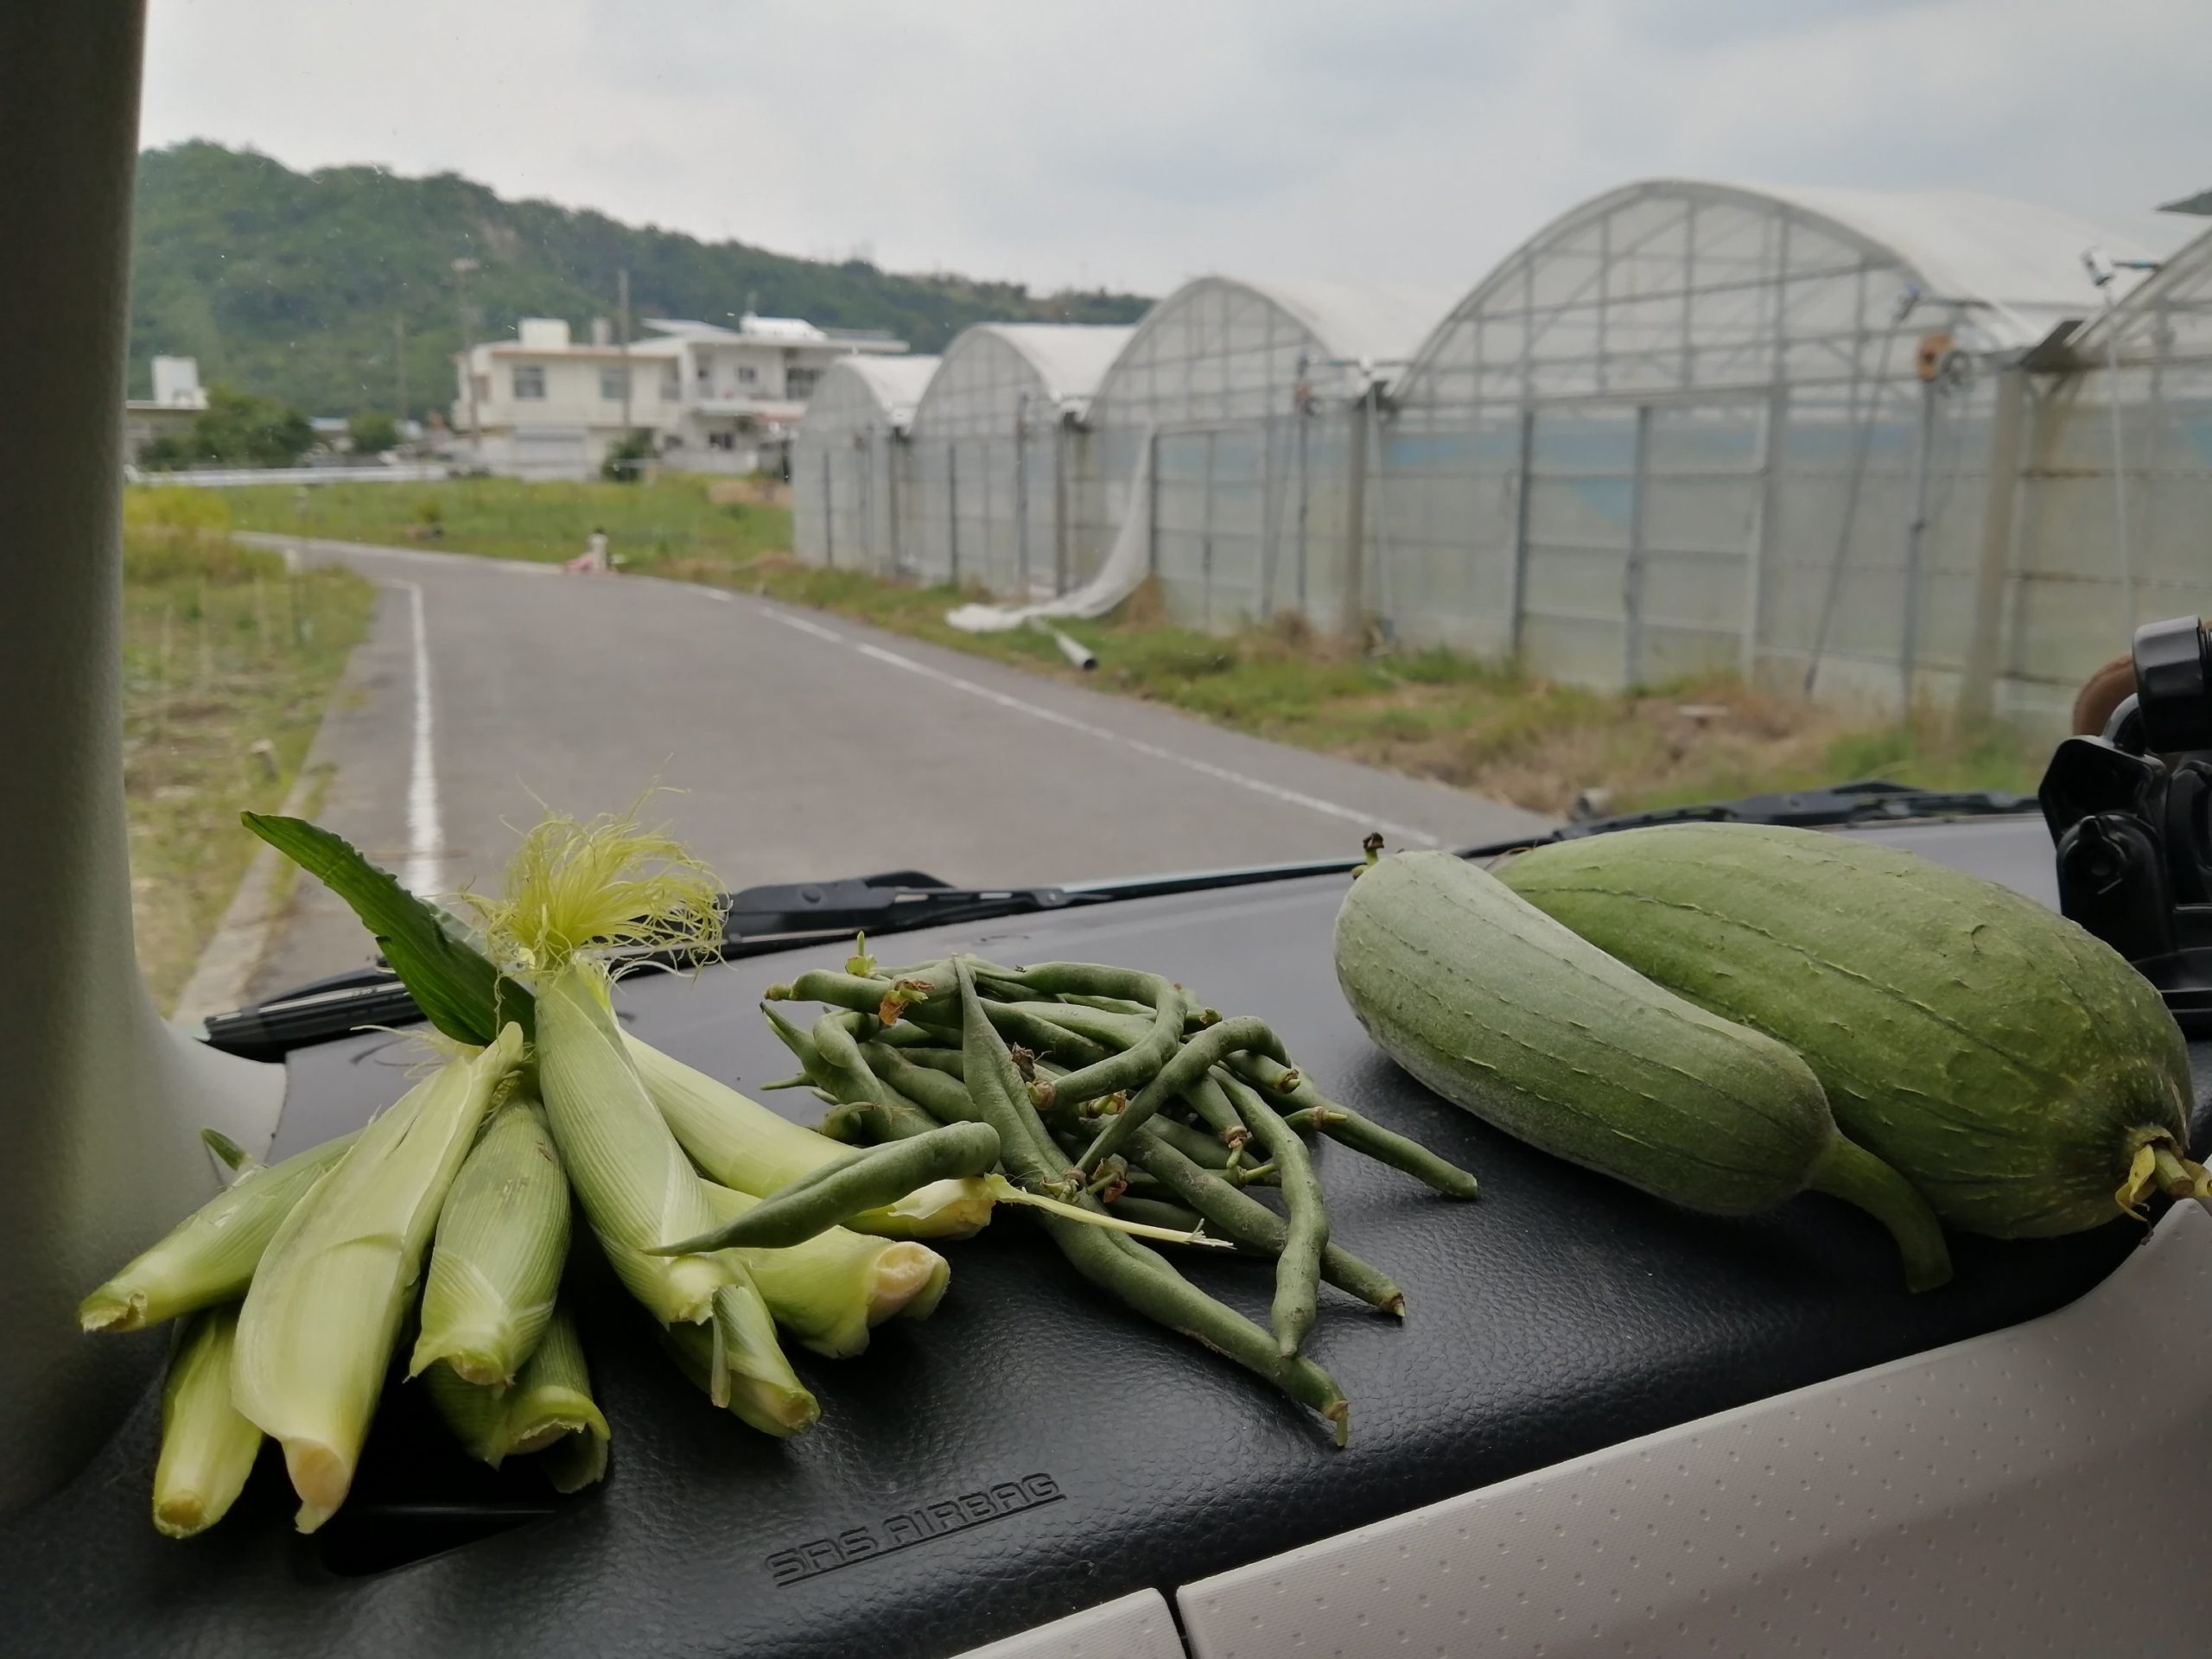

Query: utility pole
[617,266,632,432]
[394,315,407,424]
[452,256,481,461]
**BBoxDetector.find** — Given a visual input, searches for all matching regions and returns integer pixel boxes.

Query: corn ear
[501,1308,610,1473]
[700,1180,950,1358]
[659,1281,819,1438]
[410,1091,569,1385]
[232,1024,524,1533]
[537,963,734,1325]
[426,1306,608,1483]
[423,1360,511,1466]
[633,1036,993,1241]
[152,1306,263,1539]
[79,1132,359,1333]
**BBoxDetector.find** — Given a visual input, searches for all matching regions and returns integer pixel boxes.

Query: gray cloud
[141,0,2209,298]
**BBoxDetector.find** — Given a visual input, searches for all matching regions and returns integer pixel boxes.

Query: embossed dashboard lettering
[766,1472,1065,1586]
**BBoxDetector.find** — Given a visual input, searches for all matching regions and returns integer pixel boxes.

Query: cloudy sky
[142,0,2208,296]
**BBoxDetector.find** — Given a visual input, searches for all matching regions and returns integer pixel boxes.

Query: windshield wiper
[203,783,2035,1060]
[1463,779,2035,855]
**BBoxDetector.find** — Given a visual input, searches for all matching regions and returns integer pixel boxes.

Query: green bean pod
[1129,1133,1406,1318]
[1038,1211,1351,1445]
[1230,1053,1482,1200]
[954,958,1078,1189]
[1217,1071,1326,1357]
[1076,1016,1290,1173]
[653,1122,1002,1253]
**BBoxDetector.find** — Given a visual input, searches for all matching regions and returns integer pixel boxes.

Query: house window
[786,367,818,397]
[737,365,759,385]
[601,368,627,402]
[512,365,546,399]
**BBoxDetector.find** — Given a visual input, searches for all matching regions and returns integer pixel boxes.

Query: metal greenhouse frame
[790,355,938,574]
[1380,180,2166,716]
[1071,277,1450,631]
[903,325,1131,594]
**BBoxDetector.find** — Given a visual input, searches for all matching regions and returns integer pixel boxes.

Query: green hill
[128,142,1150,418]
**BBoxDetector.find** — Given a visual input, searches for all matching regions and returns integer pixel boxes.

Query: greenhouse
[2021,219,2212,703]
[1376,180,2170,717]
[902,324,1133,594]
[789,354,939,573]
[1070,276,1451,630]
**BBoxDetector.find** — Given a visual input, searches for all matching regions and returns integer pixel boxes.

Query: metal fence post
[1745,386,1788,680]
[1200,429,1217,628]
[822,446,836,568]
[1898,378,1937,709]
[1509,405,1535,659]
[1343,385,1375,634]
[1053,422,1070,595]
[946,443,960,585]
[1147,428,1160,579]
[1956,366,2028,728]
[1014,399,1031,596]
[1624,404,1652,687]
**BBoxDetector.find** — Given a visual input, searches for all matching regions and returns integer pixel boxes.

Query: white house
[122,355,208,461]
[451,313,907,479]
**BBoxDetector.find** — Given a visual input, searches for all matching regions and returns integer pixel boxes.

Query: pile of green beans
[762,950,1481,1445]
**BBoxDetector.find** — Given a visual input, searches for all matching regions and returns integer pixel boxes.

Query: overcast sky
[142,0,2209,297]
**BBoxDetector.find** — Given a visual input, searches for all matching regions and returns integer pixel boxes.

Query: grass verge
[223,473,790,570]
[123,492,374,1010]
[677,556,2045,817]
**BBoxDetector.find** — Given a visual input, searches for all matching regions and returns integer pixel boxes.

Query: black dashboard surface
[4,818,2201,1659]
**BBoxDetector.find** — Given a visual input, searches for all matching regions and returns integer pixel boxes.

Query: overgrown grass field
[122,489,374,1008]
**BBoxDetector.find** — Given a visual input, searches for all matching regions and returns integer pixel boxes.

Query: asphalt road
[242,535,1552,998]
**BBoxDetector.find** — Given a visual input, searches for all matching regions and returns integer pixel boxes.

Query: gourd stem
[1807,1136,1954,1293]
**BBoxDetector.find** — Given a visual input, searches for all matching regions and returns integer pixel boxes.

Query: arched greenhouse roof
[2073,219,2212,366]
[1396,179,2165,403]
[1086,275,1453,427]
[802,354,940,436]
[910,324,1134,433]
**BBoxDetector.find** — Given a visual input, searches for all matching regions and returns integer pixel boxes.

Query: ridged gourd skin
[1497,823,2196,1239]
[1335,850,1848,1214]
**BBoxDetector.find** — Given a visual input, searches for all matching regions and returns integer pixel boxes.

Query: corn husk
[232,1024,524,1532]
[152,1305,263,1538]
[659,1281,819,1438]
[634,1036,993,1241]
[536,963,734,1325]
[80,1132,358,1333]
[501,1307,610,1484]
[409,1091,569,1385]
[700,1180,949,1357]
[423,1359,511,1465]
[425,1306,610,1485]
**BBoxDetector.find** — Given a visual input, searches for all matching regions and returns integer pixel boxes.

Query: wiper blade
[723,870,1077,938]
[201,871,1088,1061]
[1461,779,2035,857]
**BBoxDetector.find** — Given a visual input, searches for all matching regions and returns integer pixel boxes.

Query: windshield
[121,3,2208,1015]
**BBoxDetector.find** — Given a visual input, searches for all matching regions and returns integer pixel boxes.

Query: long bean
[1227,1053,1482,1200]
[862,1043,983,1127]
[994,964,1183,1112]
[1107,1196,1205,1234]
[1218,1071,1326,1357]
[1130,1134,1406,1318]
[654,1122,1001,1252]
[1076,1017,1289,1173]
[813,1014,938,1141]
[1033,1205,1349,1445]
[1182,1071,1253,1154]
[954,958,1077,1192]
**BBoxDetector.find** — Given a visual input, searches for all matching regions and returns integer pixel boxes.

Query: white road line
[766,608,1440,848]
[388,578,445,895]
[760,607,846,643]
